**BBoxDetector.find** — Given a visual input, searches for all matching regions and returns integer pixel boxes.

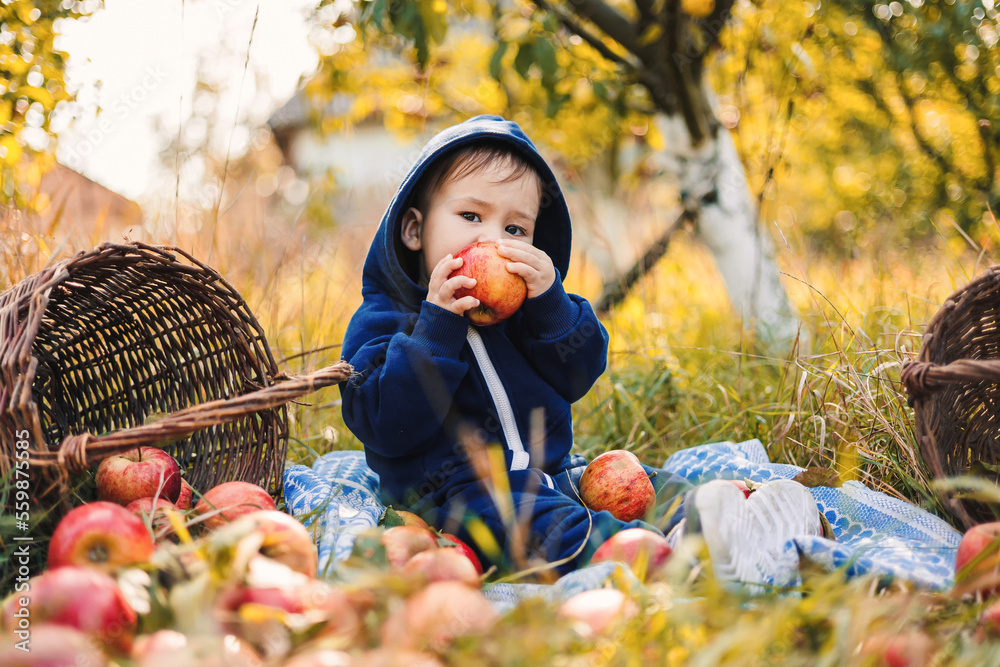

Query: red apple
[858,631,935,667]
[230,510,318,578]
[954,522,1000,597]
[95,446,182,505]
[297,580,366,647]
[727,479,753,499]
[355,648,444,667]
[126,496,180,541]
[440,532,484,575]
[381,525,439,569]
[557,588,639,637]
[132,629,189,661]
[48,501,155,573]
[380,581,499,652]
[589,528,672,581]
[395,510,430,529]
[977,598,1000,642]
[402,547,481,588]
[176,478,195,510]
[135,633,263,667]
[0,624,109,667]
[578,450,656,522]
[1,566,137,654]
[282,649,355,667]
[449,241,527,326]
[195,481,277,531]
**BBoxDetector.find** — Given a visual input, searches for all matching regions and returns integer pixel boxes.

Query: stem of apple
[647,471,658,479]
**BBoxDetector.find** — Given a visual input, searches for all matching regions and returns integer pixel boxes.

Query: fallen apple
[0,624,109,667]
[1,566,137,654]
[589,528,672,581]
[135,633,264,667]
[858,630,935,667]
[977,598,1000,643]
[954,521,1000,597]
[48,501,155,573]
[195,481,277,531]
[126,496,180,541]
[395,510,430,529]
[380,580,499,652]
[96,446,182,506]
[354,648,445,667]
[282,648,355,667]
[557,588,639,637]
[176,478,196,510]
[578,450,656,522]
[381,525,439,569]
[449,241,527,326]
[230,510,318,578]
[402,547,481,588]
[440,532,484,575]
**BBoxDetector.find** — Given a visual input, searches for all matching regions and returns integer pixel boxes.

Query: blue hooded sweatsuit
[339,116,692,573]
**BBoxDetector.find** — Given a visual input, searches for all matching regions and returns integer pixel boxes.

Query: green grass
[4,207,1000,663]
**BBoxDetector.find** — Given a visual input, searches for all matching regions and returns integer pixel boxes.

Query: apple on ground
[1,566,137,654]
[578,450,656,522]
[213,584,306,638]
[0,624,109,667]
[394,510,430,529]
[354,648,445,667]
[282,648,355,667]
[132,629,189,661]
[449,241,527,326]
[95,446,182,505]
[48,501,155,573]
[175,478,195,510]
[858,630,935,667]
[402,547,481,588]
[134,633,263,667]
[977,598,1000,643]
[589,528,673,581]
[381,525,439,569]
[296,579,367,648]
[229,510,318,578]
[440,532,484,575]
[195,481,277,531]
[380,580,499,652]
[954,521,1000,597]
[126,496,180,541]
[557,588,639,637]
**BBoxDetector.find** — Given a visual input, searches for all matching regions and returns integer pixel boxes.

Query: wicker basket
[0,242,351,507]
[901,265,1000,529]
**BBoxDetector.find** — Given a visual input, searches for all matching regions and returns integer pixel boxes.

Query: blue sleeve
[516,276,609,402]
[340,301,469,458]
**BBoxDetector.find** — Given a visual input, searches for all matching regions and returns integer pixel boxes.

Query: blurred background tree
[0,0,100,210]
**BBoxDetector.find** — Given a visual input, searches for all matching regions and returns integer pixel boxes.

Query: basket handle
[43,360,354,479]
[901,358,1000,404]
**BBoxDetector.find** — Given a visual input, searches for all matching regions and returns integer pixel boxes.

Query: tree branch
[595,208,694,315]
[533,0,638,69]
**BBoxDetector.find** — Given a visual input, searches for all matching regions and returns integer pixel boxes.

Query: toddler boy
[340,115,820,586]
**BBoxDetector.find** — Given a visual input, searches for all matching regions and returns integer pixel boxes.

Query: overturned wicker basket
[902,265,1000,529]
[0,242,350,507]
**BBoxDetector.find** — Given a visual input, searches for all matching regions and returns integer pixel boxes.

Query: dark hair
[411,141,541,213]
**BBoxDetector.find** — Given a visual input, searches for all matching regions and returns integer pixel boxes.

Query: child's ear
[400,207,423,251]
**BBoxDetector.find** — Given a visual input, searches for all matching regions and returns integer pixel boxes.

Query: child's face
[401,161,542,280]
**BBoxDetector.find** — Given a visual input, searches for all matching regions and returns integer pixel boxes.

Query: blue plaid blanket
[283,440,961,608]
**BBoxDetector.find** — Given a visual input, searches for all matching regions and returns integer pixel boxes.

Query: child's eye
[461,212,480,222]
[505,224,526,236]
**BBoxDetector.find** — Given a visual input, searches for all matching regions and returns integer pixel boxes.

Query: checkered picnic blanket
[283,440,961,608]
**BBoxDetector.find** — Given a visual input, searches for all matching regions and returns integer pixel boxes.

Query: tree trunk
[653,111,799,346]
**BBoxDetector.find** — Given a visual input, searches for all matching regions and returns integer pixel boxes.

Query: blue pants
[414,461,693,575]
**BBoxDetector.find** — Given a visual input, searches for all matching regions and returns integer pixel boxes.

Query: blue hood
[361,115,573,310]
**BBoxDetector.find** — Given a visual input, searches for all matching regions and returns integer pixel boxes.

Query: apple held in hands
[449,241,527,326]
[95,446,182,505]
[578,450,656,522]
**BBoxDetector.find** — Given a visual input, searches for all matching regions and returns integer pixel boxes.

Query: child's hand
[426,254,480,316]
[497,239,556,299]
